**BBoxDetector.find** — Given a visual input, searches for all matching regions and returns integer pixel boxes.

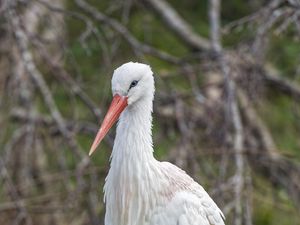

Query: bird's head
[112,62,154,105]
[89,62,154,156]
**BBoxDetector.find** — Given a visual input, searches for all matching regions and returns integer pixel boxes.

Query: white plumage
[89,62,225,225]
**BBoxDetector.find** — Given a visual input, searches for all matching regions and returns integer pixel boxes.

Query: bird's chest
[104,165,157,225]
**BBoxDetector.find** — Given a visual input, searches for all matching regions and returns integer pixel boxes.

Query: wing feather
[150,162,225,225]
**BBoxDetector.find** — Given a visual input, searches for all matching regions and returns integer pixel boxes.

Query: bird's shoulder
[158,161,201,194]
[154,161,225,225]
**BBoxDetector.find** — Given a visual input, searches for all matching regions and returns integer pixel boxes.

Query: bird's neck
[110,96,155,167]
[105,97,159,225]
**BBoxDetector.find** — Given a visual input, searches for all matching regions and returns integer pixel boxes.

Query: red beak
[89,94,128,156]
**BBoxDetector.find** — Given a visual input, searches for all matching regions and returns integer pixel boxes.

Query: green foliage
[257,92,300,159]
[268,34,300,78]
[253,176,300,225]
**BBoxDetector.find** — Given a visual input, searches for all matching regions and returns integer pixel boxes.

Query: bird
[89,62,225,225]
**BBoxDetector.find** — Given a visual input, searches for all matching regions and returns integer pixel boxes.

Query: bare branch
[7,8,87,159]
[209,0,221,52]
[209,1,245,224]
[75,0,180,64]
[143,0,211,51]
[263,64,300,101]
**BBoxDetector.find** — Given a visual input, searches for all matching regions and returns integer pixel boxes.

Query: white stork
[89,62,225,225]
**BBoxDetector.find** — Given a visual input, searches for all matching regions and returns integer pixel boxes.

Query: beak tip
[89,138,101,156]
[88,147,95,156]
[89,94,128,157]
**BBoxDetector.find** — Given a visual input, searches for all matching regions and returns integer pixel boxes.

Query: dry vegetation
[1,0,300,224]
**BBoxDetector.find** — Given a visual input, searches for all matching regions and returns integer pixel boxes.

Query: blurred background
[1,0,300,224]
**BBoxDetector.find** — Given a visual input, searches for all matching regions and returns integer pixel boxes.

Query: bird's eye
[129,80,138,89]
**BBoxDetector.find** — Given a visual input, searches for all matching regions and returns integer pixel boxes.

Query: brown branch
[75,0,180,64]
[263,64,300,101]
[209,1,245,223]
[238,89,300,209]
[6,7,93,200]
[10,108,114,147]
[35,44,103,121]
[10,109,94,133]
[251,149,300,210]
[8,8,87,160]
[0,157,33,224]
[209,0,221,52]
[238,89,277,154]
[142,0,211,51]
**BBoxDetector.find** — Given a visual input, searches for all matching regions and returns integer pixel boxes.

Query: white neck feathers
[111,96,154,163]
[104,96,158,225]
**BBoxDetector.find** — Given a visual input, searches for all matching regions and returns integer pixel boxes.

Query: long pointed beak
[89,94,128,156]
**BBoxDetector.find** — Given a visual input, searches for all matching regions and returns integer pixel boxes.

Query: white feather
[103,62,225,225]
